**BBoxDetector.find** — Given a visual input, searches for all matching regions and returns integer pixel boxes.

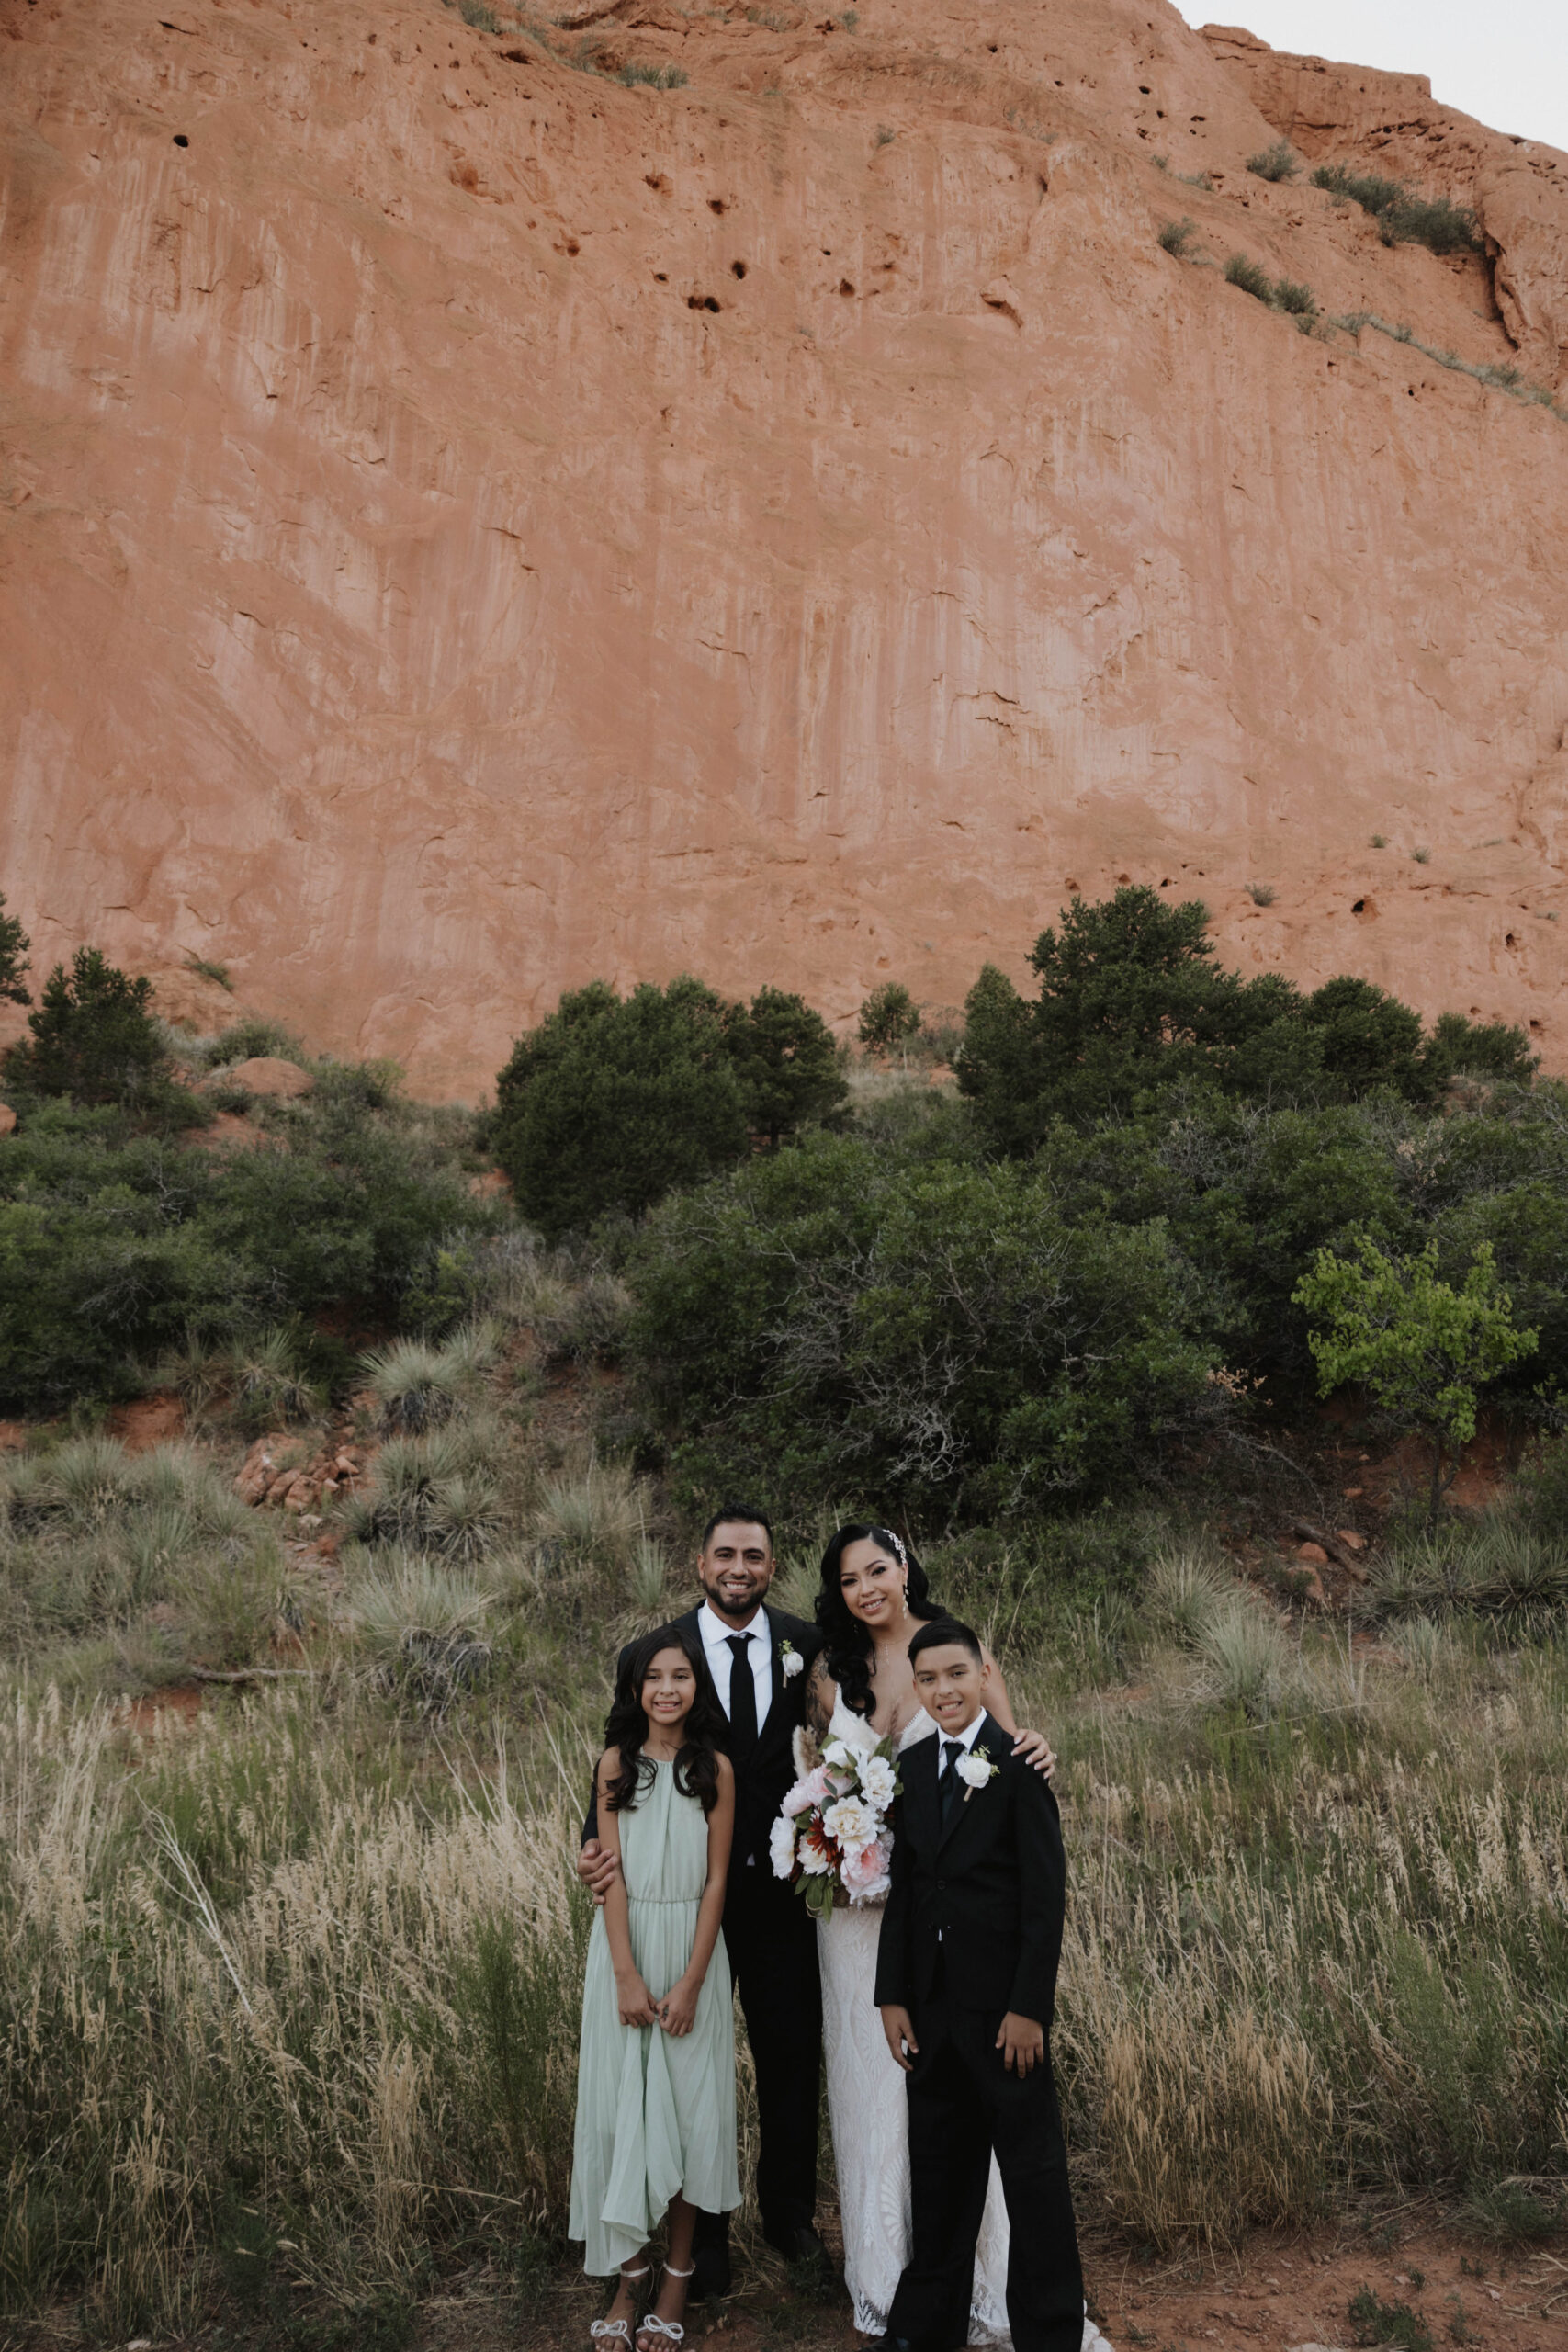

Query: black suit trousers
[693,1861,822,2247]
[887,1995,1083,2352]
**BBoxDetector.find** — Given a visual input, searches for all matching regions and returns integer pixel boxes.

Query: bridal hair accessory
[956,1745,998,1801]
[778,1638,804,1679]
[881,1528,908,1567]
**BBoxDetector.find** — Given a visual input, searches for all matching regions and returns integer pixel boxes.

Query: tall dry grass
[5,1630,1566,2332]
[1,1688,592,2335]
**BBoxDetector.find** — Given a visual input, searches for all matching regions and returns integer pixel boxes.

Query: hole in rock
[1530,1019,1544,1034]
[173,132,189,145]
[708,197,727,214]
[565,239,580,254]
[687,293,721,311]
[731,259,747,277]
[1116,871,1131,884]
[1506,932,1517,947]
[1139,84,1150,92]
[654,270,668,281]
[646,172,669,191]
[840,277,855,295]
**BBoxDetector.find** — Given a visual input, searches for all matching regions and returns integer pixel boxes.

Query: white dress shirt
[938,1712,987,1768]
[698,1599,773,1735]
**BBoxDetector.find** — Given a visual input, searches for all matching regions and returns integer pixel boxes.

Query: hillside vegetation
[2,896,1566,2343]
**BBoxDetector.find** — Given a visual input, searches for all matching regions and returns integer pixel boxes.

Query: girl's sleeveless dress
[570,1759,740,2274]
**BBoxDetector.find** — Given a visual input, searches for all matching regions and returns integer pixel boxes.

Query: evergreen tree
[721,986,847,1146]
[4,947,173,1108]
[0,892,28,1006]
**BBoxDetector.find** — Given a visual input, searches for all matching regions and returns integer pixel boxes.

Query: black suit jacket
[873,1713,1066,2028]
[582,1604,823,1871]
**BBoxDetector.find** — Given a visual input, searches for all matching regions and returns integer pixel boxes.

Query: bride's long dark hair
[813,1522,944,1718]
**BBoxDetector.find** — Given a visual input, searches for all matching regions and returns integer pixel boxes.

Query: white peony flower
[769,1815,798,1880]
[823,1795,876,1856]
[955,1749,996,1791]
[821,1739,852,1770]
[857,1756,897,1811]
[799,1841,832,1875]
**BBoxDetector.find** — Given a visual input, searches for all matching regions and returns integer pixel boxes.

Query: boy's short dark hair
[908,1615,984,1666]
[700,1502,774,1551]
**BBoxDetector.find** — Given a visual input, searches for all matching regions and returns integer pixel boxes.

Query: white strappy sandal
[590,2261,651,2346]
[634,2261,694,2348]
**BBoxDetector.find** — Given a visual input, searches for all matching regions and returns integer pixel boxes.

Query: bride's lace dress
[818,1697,1012,2343]
[818,1698,1112,2351]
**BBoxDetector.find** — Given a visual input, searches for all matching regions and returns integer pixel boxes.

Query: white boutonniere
[955,1745,998,1802]
[779,1640,804,1680]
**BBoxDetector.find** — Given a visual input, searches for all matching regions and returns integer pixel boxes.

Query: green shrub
[721,985,847,1144]
[493,978,748,1238]
[627,1133,1218,1514]
[857,980,922,1057]
[1224,252,1274,302]
[493,977,847,1237]
[1156,216,1197,257]
[616,59,688,85]
[0,889,29,1004]
[4,948,199,1120]
[1272,276,1317,325]
[0,1076,501,1411]
[1247,138,1297,182]
[1312,163,1481,254]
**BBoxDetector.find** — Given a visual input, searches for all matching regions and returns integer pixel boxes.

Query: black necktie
[939,1737,964,1829]
[726,1634,758,1760]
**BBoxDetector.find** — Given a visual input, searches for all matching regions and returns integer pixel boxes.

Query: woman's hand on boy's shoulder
[1009,1728,1056,1781]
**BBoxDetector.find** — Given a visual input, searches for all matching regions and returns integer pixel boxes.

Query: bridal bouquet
[770,1728,900,1917]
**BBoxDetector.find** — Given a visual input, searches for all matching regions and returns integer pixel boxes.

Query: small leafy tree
[3,947,175,1108]
[0,892,29,1005]
[1293,1236,1537,1525]
[721,986,847,1147]
[492,977,751,1238]
[857,981,921,1059]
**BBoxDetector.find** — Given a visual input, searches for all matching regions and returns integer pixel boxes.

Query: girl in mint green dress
[570,1623,739,2350]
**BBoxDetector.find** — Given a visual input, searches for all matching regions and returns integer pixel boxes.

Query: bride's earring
[900,1580,910,1620]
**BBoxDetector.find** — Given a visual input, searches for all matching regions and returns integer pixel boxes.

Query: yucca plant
[46,1438,140,1526]
[362,1340,462,1435]
[351,1553,493,1709]
[426,1473,503,1564]
[1196,1600,1288,1720]
[1143,1546,1233,1648]
[627,1533,671,1618]
[230,1327,321,1431]
[533,1459,649,1560]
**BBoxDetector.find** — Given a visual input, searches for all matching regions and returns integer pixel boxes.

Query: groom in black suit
[579,1503,827,2300]
[874,1617,1085,2352]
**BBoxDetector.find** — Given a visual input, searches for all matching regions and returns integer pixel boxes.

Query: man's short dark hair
[700,1503,774,1551]
[908,1616,984,1666]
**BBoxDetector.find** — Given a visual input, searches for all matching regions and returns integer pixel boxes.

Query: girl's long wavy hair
[813,1523,944,1719]
[602,1622,727,1815]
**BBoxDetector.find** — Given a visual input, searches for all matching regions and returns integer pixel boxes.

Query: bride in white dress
[803,1524,1110,2350]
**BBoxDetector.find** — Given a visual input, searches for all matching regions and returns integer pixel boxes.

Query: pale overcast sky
[1179,0,1568,153]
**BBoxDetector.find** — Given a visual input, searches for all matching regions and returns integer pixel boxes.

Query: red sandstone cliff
[2,0,1566,1091]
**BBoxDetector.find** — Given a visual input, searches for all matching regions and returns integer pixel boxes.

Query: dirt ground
[427,2214,1568,2352]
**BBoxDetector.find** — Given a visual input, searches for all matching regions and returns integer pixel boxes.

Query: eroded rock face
[1,0,1566,1091]
[1202,23,1568,388]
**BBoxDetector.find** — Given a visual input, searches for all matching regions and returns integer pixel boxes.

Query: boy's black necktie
[726,1633,758,1759]
[939,1737,964,1829]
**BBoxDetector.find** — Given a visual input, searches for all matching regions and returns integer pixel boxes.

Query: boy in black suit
[874,1617,1085,2352]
